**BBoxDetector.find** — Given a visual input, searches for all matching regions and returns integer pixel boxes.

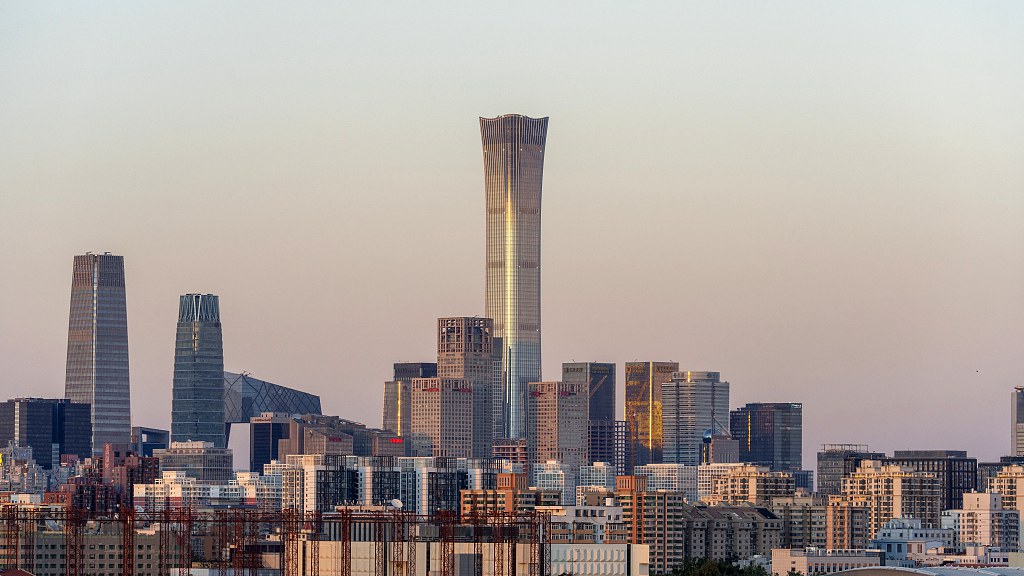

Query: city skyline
[1,2,1022,468]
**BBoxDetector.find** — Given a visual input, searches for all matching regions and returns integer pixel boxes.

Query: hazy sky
[2,2,1022,469]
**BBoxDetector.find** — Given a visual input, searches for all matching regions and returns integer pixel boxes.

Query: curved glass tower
[480,114,548,440]
[171,294,226,448]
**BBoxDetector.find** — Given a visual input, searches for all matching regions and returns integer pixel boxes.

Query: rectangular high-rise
[409,378,473,458]
[1013,387,1024,457]
[662,371,730,466]
[481,114,548,440]
[624,361,679,467]
[562,362,616,421]
[730,402,803,471]
[170,294,226,448]
[382,362,436,437]
[0,397,91,469]
[436,317,494,458]
[527,381,589,474]
[563,362,622,469]
[64,252,131,451]
[816,444,886,496]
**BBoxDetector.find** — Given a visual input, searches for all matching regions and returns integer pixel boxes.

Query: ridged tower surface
[480,114,548,440]
[64,253,131,452]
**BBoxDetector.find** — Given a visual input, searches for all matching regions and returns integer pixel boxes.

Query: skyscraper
[527,381,589,476]
[730,402,803,471]
[624,361,679,467]
[382,362,436,437]
[409,378,473,458]
[64,252,131,451]
[480,114,548,440]
[1013,387,1024,456]
[0,397,92,469]
[662,371,730,466]
[436,317,494,457]
[171,294,226,448]
[563,362,626,470]
[562,362,616,422]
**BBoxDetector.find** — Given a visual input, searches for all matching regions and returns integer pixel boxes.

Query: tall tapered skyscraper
[480,114,548,440]
[171,294,226,448]
[65,253,131,452]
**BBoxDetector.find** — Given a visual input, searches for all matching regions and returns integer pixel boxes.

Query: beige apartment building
[615,475,781,574]
[830,460,943,537]
[702,464,795,506]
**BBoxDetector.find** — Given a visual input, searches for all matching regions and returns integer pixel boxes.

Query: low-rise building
[771,547,883,575]
[871,517,955,566]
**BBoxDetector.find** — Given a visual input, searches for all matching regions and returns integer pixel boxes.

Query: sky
[1,2,1022,470]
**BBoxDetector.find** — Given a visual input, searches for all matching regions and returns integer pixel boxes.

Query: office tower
[563,362,621,467]
[0,398,91,469]
[624,361,679,468]
[249,412,293,472]
[1013,387,1024,456]
[884,450,978,510]
[130,426,169,458]
[437,317,494,458]
[701,433,739,464]
[588,419,630,474]
[833,460,943,535]
[730,402,803,471]
[661,371,730,466]
[409,378,473,458]
[382,362,436,437]
[171,294,226,448]
[64,252,131,451]
[816,444,886,496]
[222,371,321,427]
[153,441,233,484]
[527,381,589,474]
[562,362,616,421]
[978,456,1024,491]
[481,114,548,440]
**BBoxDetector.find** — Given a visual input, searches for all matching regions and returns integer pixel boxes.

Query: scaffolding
[0,504,551,576]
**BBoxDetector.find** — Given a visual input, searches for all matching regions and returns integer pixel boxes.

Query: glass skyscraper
[64,252,131,452]
[624,361,679,467]
[171,294,226,448]
[480,114,548,440]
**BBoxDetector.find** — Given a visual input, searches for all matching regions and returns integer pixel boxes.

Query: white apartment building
[941,491,1020,551]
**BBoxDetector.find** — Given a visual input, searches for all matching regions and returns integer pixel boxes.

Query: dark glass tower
[64,252,131,451]
[562,362,616,422]
[729,402,803,471]
[0,398,92,468]
[480,114,548,440]
[171,294,226,448]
